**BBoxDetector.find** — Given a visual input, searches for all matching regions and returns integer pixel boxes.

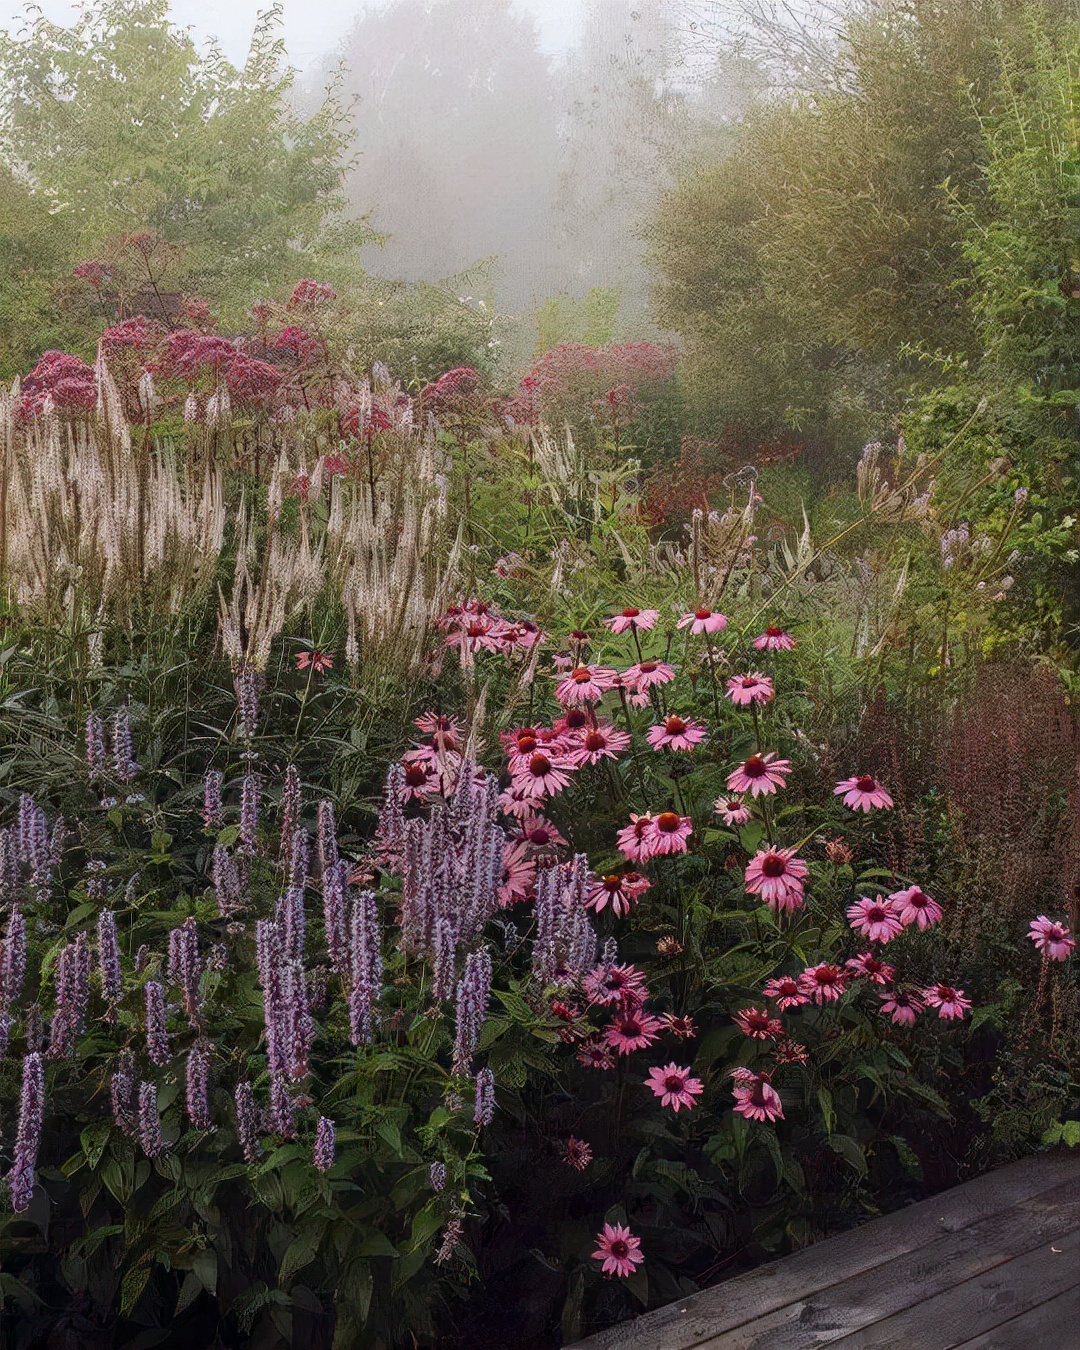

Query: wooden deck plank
[953,1284,1080,1349]
[693,1181,1080,1349]
[823,1224,1080,1349]
[565,1153,1080,1350]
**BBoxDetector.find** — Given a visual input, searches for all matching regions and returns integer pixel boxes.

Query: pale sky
[0,0,586,70]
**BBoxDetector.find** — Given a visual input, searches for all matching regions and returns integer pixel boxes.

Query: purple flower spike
[137,1080,165,1158]
[8,1051,45,1211]
[313,1116,336,1172]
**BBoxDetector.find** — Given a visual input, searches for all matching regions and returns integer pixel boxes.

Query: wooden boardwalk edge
[564,1151,1080,1350]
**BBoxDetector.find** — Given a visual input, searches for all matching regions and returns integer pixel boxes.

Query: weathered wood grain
[565,1153,1080,1350]
[693,1179,1080,1349]
[953,1283,1080,1349]
[823,1224,1080,1349]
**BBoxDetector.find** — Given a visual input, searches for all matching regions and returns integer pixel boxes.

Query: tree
[0,0,368,328]
[648,0,1077,455]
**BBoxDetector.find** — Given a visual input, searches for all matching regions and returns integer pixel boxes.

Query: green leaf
[80,1122,112,1170]
[192,1248,217,1295]
[120,1265,151,1316]
[278,1225,324,1287]
[826,1133,868,1178]
[175,1271,204,1316]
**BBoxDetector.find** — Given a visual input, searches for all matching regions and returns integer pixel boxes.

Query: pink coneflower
[656,935,684,956]
[511,752,575,800]
[400,760,438,802]
[774,1038,810,1064]
[846,952,895,985]
[604,1008,663,1054]
[726,673,775,706]
[660,1012,697,1039]
[880,989,924,1026]
[616,813,655,863]
[582,963,649,1008]
[734,1007,784,1040]
[623,660,676,693]
[576,1035,616,1070]
[647,716,707,752]
[498,784,536,819]
[586,872,652,917]
[763,975,809,1010]
[726,752,791,798]
[592,1223,644,1278]
[296,649,333,673]
[744,848,808,912]
[644,1063,704,1112]
[1028,915,1076,961]
[834,774,894,812]
[846,896,904,944]
[732,1070,784,1123]
[499,841,537,906]
[798,963,848,1004]
[715,798,752,826]
[415,713,464,751]
[678,607,728,635]
[515,816,568,850]
[570,722,632,766]
[646,812,693,857]
[890,885,943,930]
[606,607,659,635]
[753,627,797,651]
[555,665,617,706]
[564,1136,593,1170]
[922,984,971,1020]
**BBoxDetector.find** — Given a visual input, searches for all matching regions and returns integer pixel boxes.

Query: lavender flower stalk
[186,1043,212,1130]
[144,980,171,1066]
[434,1217,463,1266]
[167,917,201,1025]
[137,1080,165,1158]
[7,1052,44,1211]
[48,933,90,1058]
[85,713,106,781]
[473,1067,495,1127]
[313,1116,336,1172]
[0,828,21,899]
[2,907,27,1004]
[239,772,260,855]
[276,886,306,963]
[18,794,51,899]
[111,1048,137,1134]
[110,708,139,783]
[348,889,383,1046]
[288,829,310,892]
[321,858,348,975]
[233,665,262,741]
[429,1161,447,1192]
[97,909,122,1012]
[269,1073,298,1139]
[279,764,302,867]
[202,769,224,830]
[451,947,492,1077]
[211,843,245,917]
[234,1080,261,1163]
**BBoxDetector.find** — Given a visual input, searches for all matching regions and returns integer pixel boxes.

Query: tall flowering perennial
[7,1051,45,1211]
[49,932,90,1058]
[186,1043,212,1130]
[138,1080,166,1159]
[452,947,493,1078]
[167,917,202,1025]
[348,889,383,1046]
[97,909,123,1013]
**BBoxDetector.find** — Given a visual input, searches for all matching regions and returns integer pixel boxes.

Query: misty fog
[306,1,772,331]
